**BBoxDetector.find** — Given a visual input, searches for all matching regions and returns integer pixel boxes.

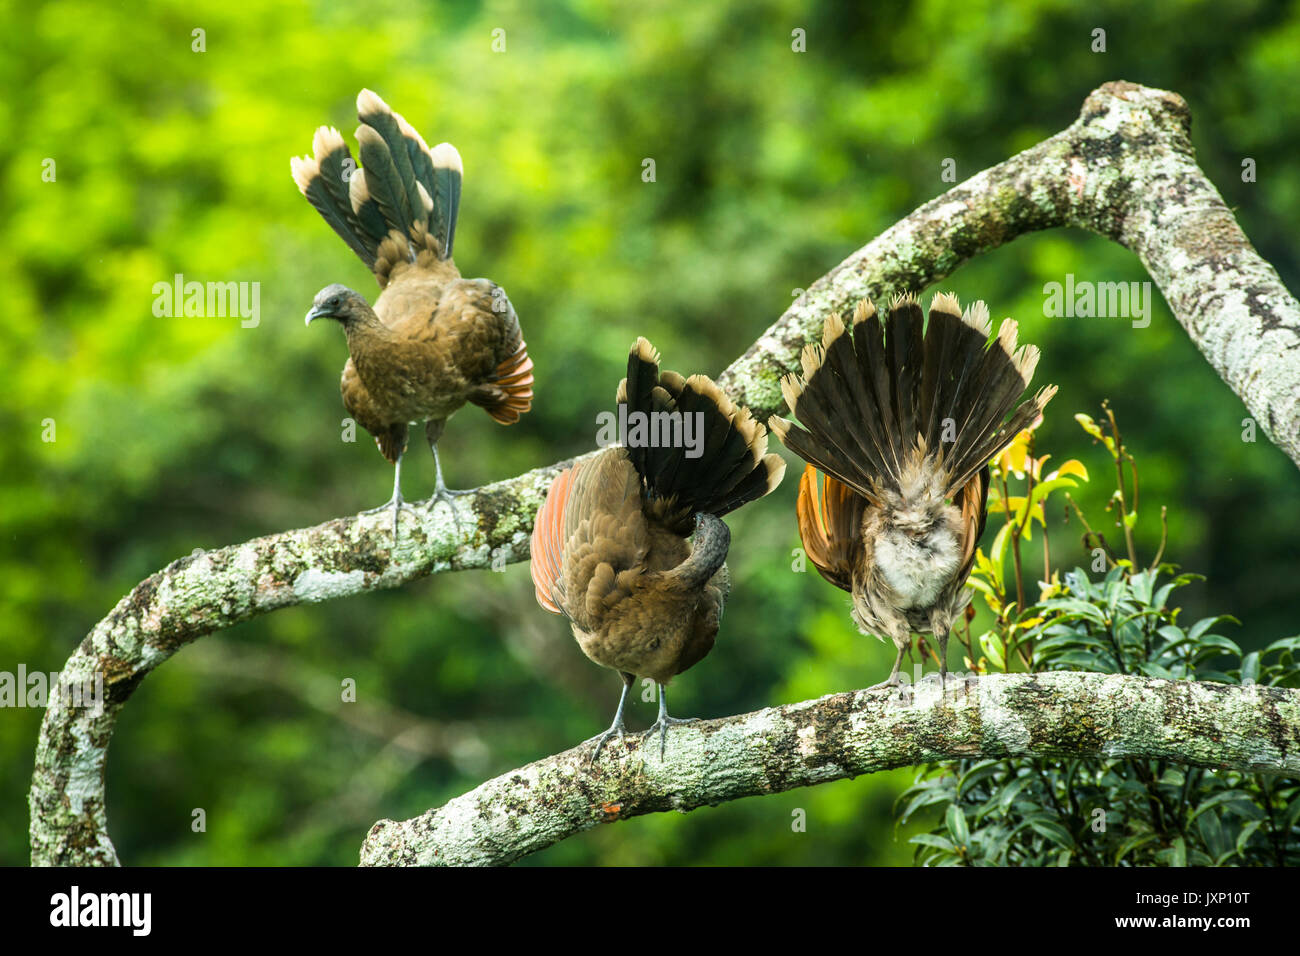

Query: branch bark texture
[359,673,1300,866]
[30,81,1300,866]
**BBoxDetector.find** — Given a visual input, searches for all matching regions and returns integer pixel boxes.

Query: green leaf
[1263,635,1300,657]
[1075,413,1103,441]
[1189,616,1241,643]
[1165,836,1187,868]
[1235,820,1264,856]
[946,805,970,849]
[910,833,956,852]
[1043,600,1110,625]
[957,761,1002,799]
[1240,651,1260,685]
[1196,635,1243,657]
[978,631,1006,671]
[1282,793,1300,832]
[997,775,1036,815]
[898,783,955,822]
[1197,810,1228,859]
[1027,817,1074,848]
[1114,831,1158,865]
[990,522,1014,578]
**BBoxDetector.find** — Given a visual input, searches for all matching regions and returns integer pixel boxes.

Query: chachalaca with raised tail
[293,89,533,536]
[530,339,785,758]
[769,293,1056,690]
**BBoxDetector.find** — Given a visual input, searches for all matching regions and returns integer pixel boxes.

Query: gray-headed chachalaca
[530,339,785,758]
[292,90,533,535]
[769,293,1056,689]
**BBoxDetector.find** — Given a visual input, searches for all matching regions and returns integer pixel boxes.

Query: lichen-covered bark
[359,673,1300,866]
[30,81,1300,866]
[28,452,593,866]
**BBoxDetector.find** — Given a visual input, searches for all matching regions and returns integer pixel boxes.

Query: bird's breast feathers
[871,525,962,610]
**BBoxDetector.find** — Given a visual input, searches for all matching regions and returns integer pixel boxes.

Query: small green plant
[896,404,1300,866]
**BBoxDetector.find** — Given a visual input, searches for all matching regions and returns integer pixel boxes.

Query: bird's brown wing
[558,449,650,631]
[796,464,868,593]
[461,282,533,424]
[955,465,991,584]
[374,273,533,425]
[530,462,580,615]
[341,359,408,463]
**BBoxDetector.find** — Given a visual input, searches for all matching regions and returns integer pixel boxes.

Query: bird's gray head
[690,511,731,565]
[305,284,369,327]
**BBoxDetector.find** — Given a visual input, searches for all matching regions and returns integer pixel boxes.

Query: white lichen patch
[292,568,367,603]
[63,722,106,817]
[796,722,818,757]
[976,677,1033,755]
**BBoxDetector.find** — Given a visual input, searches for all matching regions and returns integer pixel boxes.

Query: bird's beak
[305,306,323,326]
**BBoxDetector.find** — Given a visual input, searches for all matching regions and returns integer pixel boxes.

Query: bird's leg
[867,642,907,693]
[430,443,475,498]
[937,625,950,695]
[589,672,635,763]
[360,453,413,538]
[426,443,476,533]
[643,683,698,759]
[423,419,475,533]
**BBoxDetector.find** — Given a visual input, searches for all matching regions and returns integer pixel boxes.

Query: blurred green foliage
[2,0,1298,865]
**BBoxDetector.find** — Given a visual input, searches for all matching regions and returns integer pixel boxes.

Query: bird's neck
[341,305,392,355]
[666,514,731,590]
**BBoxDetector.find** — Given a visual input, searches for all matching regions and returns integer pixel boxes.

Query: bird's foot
[644,715,698,759]
[361,492,414,539]
[427,483,476,534]
[867,674,913,704]
[588,716,629,763]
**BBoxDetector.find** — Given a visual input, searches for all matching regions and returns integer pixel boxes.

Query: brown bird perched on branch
[292,90,533,536]
[530,339,785,758]
[769,293,1056,690]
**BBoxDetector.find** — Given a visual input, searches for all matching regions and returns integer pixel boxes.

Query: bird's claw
[866,675,913,704]
[361,493,414,539]
[644,715,698,759]
[588,719,628,763]
[428,484,474,534]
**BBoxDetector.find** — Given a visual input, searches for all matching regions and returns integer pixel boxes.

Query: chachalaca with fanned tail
[769,293,1056,690]
[293,89,533,536]
[530,339,785,758]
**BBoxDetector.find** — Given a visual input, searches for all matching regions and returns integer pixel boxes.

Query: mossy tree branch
[30,80,1300,866]
[359,673,1300,866]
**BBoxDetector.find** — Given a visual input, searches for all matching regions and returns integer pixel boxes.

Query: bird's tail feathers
[616,338,785,533]
[291,90,462,283]
[769,293,1056,502]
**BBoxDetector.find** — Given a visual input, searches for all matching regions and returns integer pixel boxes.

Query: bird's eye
[328,297,340,309]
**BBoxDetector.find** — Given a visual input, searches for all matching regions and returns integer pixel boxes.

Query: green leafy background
[2,0,1297,865]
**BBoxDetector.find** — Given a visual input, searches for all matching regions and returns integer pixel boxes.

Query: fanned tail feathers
[615,338,785,533]
[291,89,463,285]
[769,293,1056,499]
